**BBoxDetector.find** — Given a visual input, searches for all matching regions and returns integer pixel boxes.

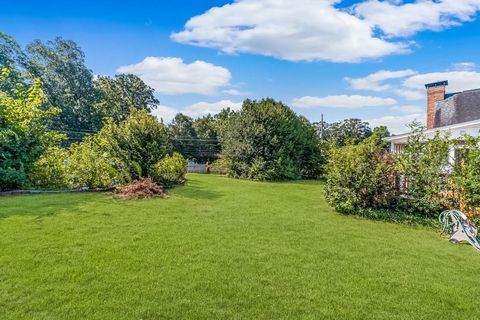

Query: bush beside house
[324,125,480,222]
[325,134,398,215]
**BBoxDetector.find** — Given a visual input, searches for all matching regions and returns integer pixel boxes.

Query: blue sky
[2,0,480,133]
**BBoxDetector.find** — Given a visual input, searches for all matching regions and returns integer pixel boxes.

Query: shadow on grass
[0,192,110,220]
[173,179,222,200]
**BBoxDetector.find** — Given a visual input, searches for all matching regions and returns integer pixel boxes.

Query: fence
[186,162,208,173]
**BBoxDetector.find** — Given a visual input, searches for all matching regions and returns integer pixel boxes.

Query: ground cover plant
[1,174,480,320]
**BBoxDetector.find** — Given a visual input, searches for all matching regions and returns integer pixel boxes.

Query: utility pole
[320,113,324,141]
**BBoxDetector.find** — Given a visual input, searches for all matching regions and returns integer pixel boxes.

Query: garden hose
[439,210,480,250]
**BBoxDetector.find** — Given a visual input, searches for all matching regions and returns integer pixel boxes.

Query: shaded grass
[1,174,480,319]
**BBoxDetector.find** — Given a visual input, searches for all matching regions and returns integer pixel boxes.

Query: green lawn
[1,174,480,319]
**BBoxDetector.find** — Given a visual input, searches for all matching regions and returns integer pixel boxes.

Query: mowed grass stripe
[1,174,479,319]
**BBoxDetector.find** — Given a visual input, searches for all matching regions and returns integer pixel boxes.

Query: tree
[320,118,372,147]
[297,116,325,179]
[371,125,391,150]
[222,98,322,181]
[193,114,221,162]
[214,107,236,140]
[25,37,102,134]
[0,33,27,92]
[94,74,158,123]
[168,113,198,161]
[0,68,63,189]
[98,109,172,179]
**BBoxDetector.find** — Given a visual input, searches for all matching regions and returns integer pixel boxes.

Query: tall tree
[222,99,323,181]
[26,37,101,134]
[168,113,198,161]
[193,114,221,162]
[320,118,372,147]
[94,74,158,123]
[370,125,391,150]
[214,107,236,140]
[0,68,64,189]
[0,33,27,92]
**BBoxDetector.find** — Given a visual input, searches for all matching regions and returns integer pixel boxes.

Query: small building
[387,80,480,154]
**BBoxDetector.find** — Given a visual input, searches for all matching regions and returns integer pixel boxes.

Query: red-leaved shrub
[114,178,165,199]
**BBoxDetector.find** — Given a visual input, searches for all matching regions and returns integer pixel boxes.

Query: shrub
[208,158,231,175]
[221,98,323,181]
[446,135,480,215]
[324,137,398,214]
[31,136,130,189]
[150,152,187,187]
[397,125,451,217]
[0,68,64,190]
[67,136,129,189]
[98,109,172,179]
[30,147,69,189]
[114,178,165,199]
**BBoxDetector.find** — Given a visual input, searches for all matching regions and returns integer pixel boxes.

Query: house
[386,80,480,154]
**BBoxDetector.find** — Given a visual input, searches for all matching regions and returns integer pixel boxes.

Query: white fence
[186,162,208,173]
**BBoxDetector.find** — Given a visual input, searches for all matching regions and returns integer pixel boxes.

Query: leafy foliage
[316,118,372,147]
[324,135,398,214]
[94,74,158,123]
[150,152,188,187]
[99,109,172,180]
[67,136,130,188]
[192,114,221,163]
[30,147,70,189]
[30,109,181,190]
[221,98,323,181]
[25,37,102,133]
[324,121,480,220]
[168,113,199,161]
[443,135,480,215]
[0,33,27,93]
[208,158,231,175]
[0,68,63,190]
[397,124,451,217]
[31,135,130,189]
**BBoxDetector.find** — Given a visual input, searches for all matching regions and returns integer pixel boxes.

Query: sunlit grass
[1,174,479,319]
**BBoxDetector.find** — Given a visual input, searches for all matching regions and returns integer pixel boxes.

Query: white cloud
[393,89,424,101]
[223,89,247,96]
[151,100,242,123]
[347,68,480,100]
[367,113,425,134]
[117,57,231,95]
[171,0,406,62]
[151,105,179,123]
[391,105,423,114]
[346,69,417,91]
[354,0,480,37]
[183,100,242,118]
[292,95,397,109]
[452,62,477,71]
[172,0,480,62]
[403,71,480,92]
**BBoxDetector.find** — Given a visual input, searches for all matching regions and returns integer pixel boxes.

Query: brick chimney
[425,80,448,129]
